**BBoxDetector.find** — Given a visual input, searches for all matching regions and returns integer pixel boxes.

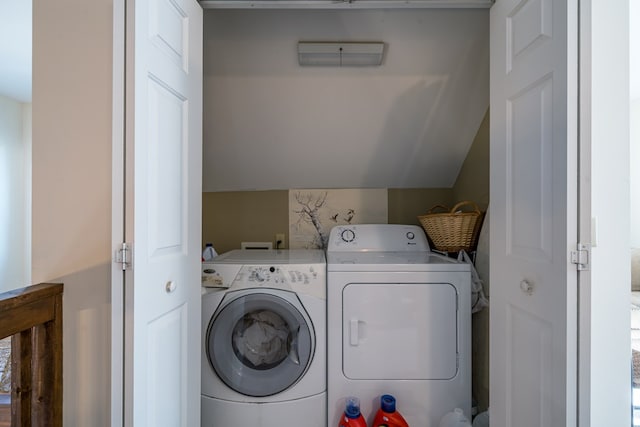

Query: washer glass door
[206,290,314,397]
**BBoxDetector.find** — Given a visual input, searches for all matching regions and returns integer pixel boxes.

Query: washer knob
[406,231,415,240]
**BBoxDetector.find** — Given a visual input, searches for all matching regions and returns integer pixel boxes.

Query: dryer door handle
[350,318,359,346]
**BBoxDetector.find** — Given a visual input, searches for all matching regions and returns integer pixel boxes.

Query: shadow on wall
[57,263,111,426]
[365,77,445,187]
[471,206,489,413]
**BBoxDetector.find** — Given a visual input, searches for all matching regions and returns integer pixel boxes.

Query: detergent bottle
[202,243,217,261]
[338,397,368,427]
[472,408,489,427]
[372,394,409,427]
[438,408,471,427]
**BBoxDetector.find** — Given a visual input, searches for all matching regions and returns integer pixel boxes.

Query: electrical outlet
[275,233,286,249]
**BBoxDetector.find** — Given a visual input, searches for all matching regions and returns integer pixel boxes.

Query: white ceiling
[0,0,32,103]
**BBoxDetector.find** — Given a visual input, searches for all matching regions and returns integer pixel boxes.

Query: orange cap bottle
[372,394,409,427]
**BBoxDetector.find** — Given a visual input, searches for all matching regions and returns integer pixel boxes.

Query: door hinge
[570,243,590,271]
[115,242,132,271]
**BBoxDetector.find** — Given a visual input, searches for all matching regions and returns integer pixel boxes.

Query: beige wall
[203,190,290,254]
[203,188,454,253]
[387,188,454,225]
[33,0,113,425]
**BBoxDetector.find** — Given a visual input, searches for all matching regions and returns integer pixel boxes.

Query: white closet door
[489,0,578,425]
[124,0,203,425]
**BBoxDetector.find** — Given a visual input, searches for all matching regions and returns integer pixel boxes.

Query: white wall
[631,0,640,248]
[33,0,113,425]
[0,95,31,291]
[202,9,489,191]
[0,0,32,103]
[632,99,640,248]
[581,0,631,425]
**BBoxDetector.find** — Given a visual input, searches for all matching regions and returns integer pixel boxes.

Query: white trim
[578,1,631,425]
[578,0,592,424]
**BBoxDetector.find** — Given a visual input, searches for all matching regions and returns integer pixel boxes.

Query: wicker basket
[418,201,485,252]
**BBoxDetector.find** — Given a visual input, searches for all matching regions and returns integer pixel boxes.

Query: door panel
[124,0,203,425]
[146,304,188,426]
[147,77,187,255]
[507,75,553,261]
[506,305,552,427]
[490,0,577,425]
[507,0,552,73]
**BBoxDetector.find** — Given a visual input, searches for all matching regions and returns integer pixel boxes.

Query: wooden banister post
[10,330,32,426]
[0,283,63,427]
[51,291,62,425]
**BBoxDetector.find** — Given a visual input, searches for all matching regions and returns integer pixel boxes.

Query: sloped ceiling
[203,9,489,191]
[0,0,31,102]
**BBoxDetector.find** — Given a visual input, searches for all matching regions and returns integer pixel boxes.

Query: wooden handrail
[0,283,63,427]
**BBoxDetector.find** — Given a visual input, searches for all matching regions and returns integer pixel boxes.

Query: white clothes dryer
[327,224,471,427]
[201,249,326,427]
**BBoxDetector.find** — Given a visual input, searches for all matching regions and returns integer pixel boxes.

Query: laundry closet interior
[198,1,491,423]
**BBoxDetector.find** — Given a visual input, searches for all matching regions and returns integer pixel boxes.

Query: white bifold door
[489,0,578,425]
[118,0,203,425]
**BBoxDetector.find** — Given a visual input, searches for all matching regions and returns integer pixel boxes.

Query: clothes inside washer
[232,310,291,369]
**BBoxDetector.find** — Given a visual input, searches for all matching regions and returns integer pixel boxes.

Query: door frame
[578,1,631,426]
[111,0,126,424]
[108,2,633,426]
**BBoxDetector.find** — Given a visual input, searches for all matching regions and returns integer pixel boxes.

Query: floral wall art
[288,189,388,249]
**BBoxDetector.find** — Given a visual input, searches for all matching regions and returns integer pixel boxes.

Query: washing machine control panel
[244,265,315,285]
[216,263,326,298]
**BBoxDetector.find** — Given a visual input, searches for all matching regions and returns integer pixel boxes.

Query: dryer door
[343,282,458,380]
[206,290,314,397]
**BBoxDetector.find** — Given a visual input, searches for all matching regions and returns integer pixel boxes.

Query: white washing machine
[327,224,471,427]
[201,249,326,427]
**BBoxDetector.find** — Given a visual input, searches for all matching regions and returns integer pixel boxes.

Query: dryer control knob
[406,231,415,240]
[341,229,356,243]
